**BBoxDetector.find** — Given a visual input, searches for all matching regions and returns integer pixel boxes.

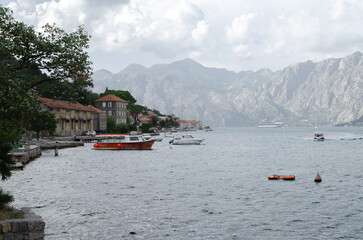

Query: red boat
[268,175,295,180]
[93,135,155,150]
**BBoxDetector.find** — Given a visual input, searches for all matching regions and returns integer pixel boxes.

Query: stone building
[38,97,95,136]
[88,105,107,132]
[95,94,128,124]
[178,120,203,130]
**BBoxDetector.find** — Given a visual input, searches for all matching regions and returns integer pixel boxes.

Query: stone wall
[11,146,42,170]
[0,208,45,240]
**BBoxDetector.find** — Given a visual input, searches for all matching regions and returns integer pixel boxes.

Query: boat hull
[171,140,203,145]
[93,140,155,150]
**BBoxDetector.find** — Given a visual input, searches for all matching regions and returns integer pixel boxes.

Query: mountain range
[92,52,363,127]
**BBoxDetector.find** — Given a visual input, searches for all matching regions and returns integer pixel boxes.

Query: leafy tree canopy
[30,110,57,141]
[0,6,93,208]
[128,104,148,125]
[100,89,136,104]
[0,6,93,102]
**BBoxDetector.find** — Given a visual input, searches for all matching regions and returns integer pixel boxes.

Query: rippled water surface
[3,127,363,239]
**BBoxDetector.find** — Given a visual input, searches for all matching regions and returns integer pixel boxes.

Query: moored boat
[268,175,295,180]
[258,121,283,128]
[93,135,155,150]
[169,134,204,145]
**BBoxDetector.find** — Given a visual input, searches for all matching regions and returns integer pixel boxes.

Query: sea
[2,127,363,240]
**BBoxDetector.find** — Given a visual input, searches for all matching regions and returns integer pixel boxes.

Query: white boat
[143,133,162,142]
[258,121,283,128]
[169,134,204,145]
[164,132,174,138]
[314,132,325,141]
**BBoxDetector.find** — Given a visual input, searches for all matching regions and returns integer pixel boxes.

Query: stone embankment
[11,139,84,169]
[33,139,84,149]
[11,146,42,170]
[0,208,45,240]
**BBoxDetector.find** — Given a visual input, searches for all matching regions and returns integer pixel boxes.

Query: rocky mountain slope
[92,52,363,127]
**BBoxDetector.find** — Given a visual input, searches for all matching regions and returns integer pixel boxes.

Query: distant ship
[258,121,283,128]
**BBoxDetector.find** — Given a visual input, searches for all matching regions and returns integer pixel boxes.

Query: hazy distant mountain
[92,52,363,127]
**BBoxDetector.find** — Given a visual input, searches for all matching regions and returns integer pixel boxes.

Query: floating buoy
[169,146,173,149]
[268,175,295,180]
[315,172,322,182]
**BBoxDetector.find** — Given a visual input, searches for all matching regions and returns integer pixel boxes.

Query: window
[130,137,139,141]
[108,102,112,107]
[108,111,112,116]
[102,102,106,107]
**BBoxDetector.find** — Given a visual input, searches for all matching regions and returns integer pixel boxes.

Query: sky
[3,0,363,73]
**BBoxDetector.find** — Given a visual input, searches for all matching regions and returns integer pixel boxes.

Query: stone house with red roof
[95,94,128,125]
[38,97,97,136]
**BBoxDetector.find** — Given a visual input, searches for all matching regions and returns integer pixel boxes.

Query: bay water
[2,127,363,239]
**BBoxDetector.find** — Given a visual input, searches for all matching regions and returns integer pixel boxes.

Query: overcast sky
[3,0,363,73]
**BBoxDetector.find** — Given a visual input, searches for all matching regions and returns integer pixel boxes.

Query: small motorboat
[314,132,325,141]
[169,134,204,145]
[93,135,155,150]
[268,175,295,180]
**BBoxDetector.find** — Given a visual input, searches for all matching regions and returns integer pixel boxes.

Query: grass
[0,206,24,220]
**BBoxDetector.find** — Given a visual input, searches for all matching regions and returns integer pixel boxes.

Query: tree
[0,6,92,101]
[152,109,162,116]
[0,6,92,209]
[106,118,116,133]
[128,104,148,126]
[29,110,57,140]
[100,89,136,104]
[141,123,153,133]
[151,115,159,126]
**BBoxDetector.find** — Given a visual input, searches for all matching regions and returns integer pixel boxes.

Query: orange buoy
[314,172,322,182]
[268,175,279,180]
[268,175,295,180]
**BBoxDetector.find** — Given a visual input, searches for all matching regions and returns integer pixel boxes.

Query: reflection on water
[2,127,363,239]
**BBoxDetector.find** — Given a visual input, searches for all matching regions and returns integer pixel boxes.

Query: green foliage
[152,115,159,126]
[158,119,179,128]
[101,89,136,104]
[0,142,14,181]
[30,110,57,140]
[0,206,24,220]
[114,124,130,134]
[128,104,148,125]
[159,120,166,128]
[106,118,116,133]
[0,189,13,210]
[0,6,93,102]
[141,123,153,133]
[152,109,162,116]
[106,118,136,134]
[0,6,93,208]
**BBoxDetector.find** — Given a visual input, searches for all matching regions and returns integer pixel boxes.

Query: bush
[114,123,130,134]
[0,189,13,210]
[141,123,153,133]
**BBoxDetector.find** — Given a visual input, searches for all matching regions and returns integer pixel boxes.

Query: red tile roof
[87,105,106,114]
[38,97,94,112]
[95,94,127,103]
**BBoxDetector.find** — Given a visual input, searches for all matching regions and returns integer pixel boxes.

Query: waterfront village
[11,93,204,168]
[4,92,206,238]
